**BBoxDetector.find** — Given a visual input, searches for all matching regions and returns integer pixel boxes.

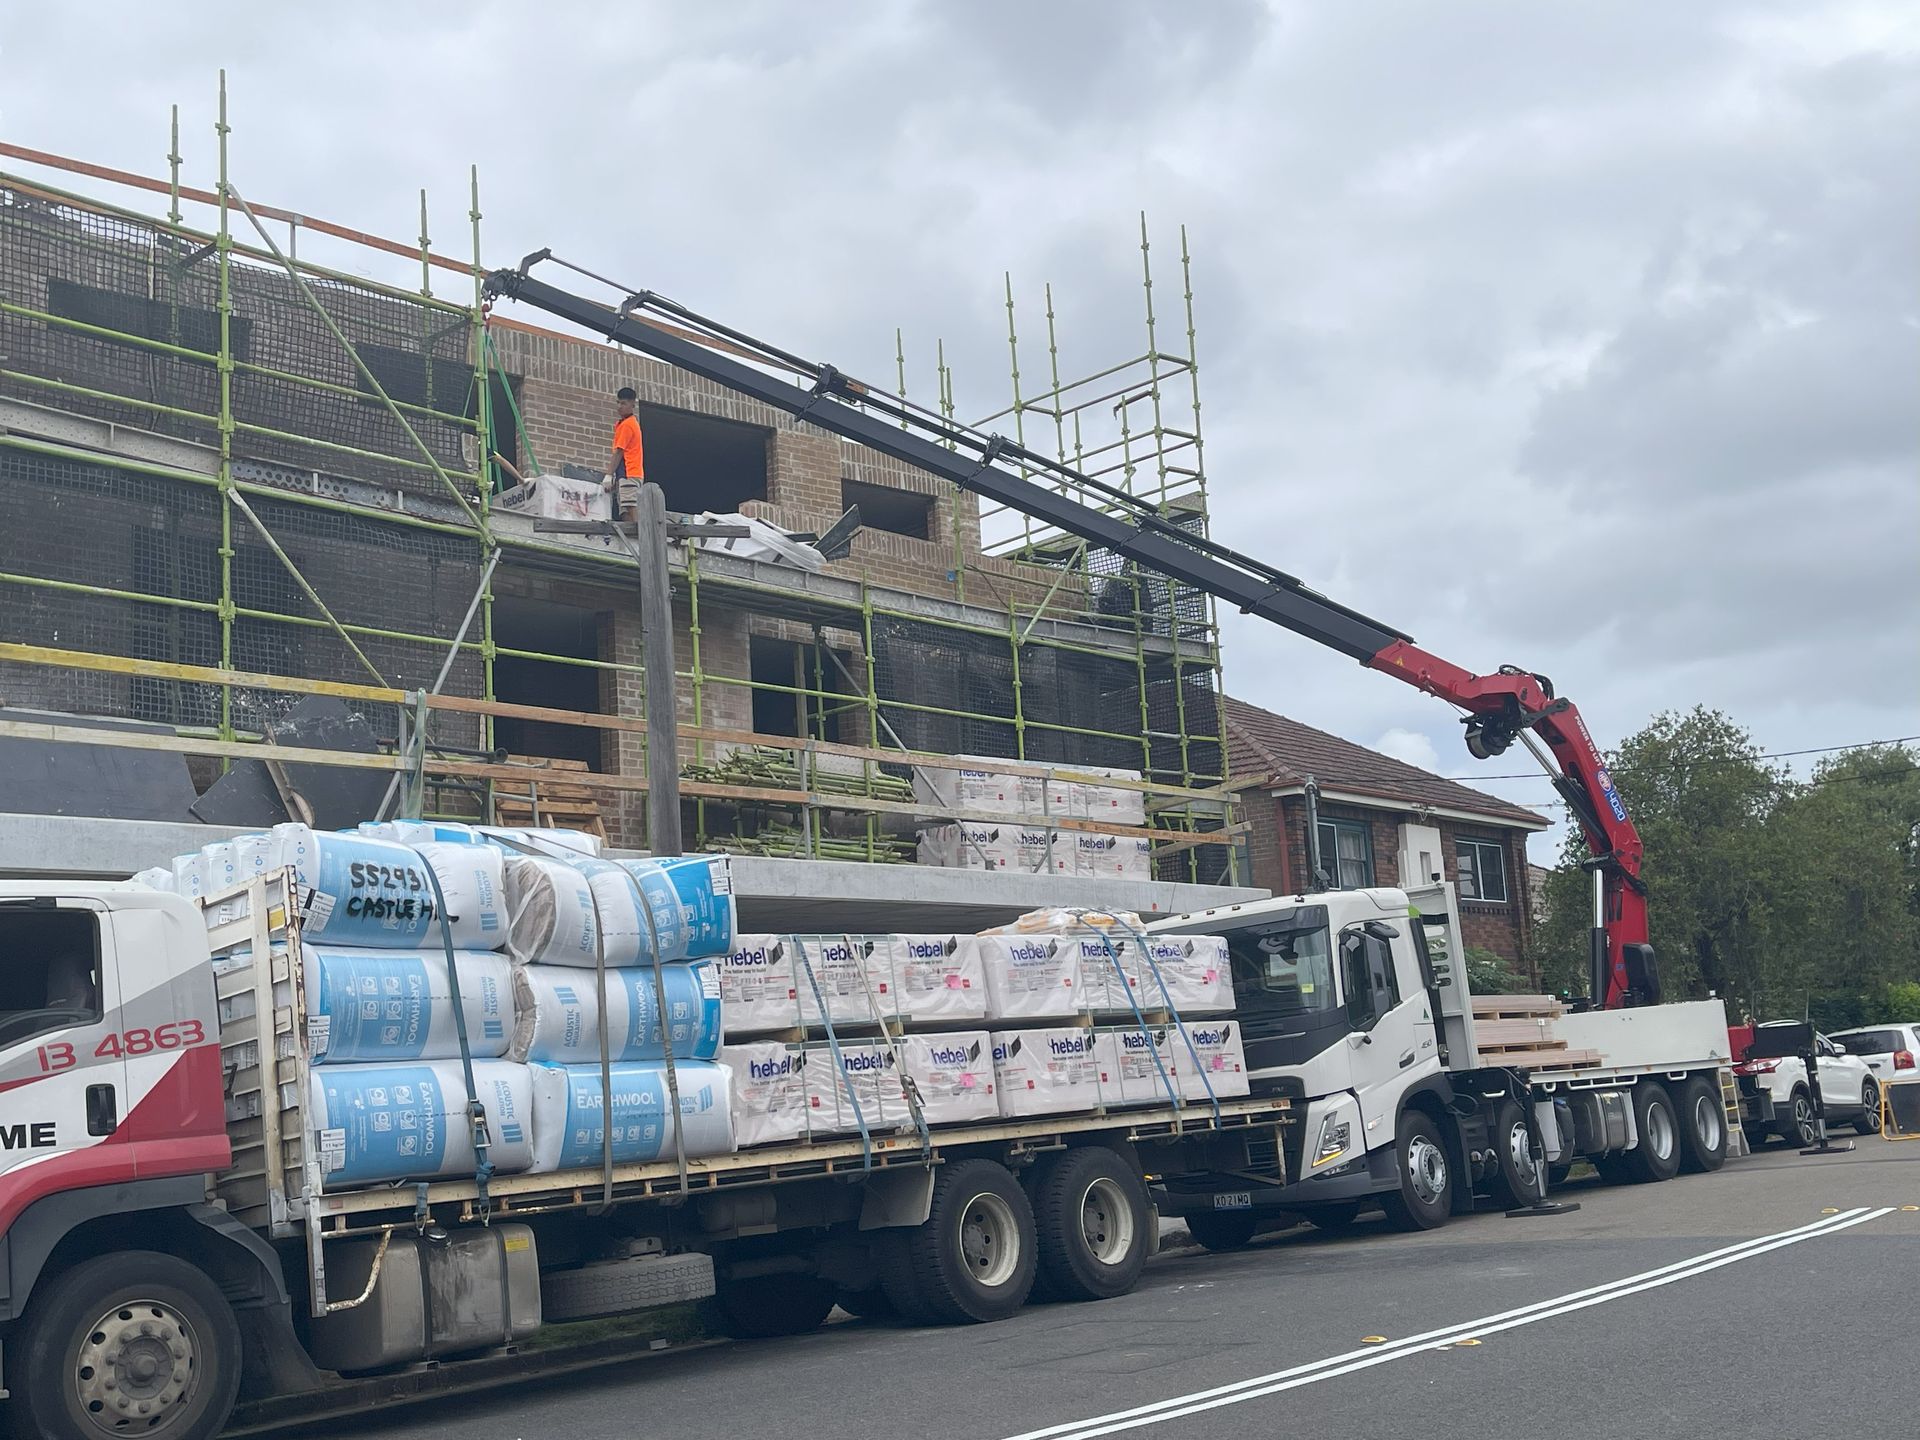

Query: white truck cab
[1146,882,1735,1248]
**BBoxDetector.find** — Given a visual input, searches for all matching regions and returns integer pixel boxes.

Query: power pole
[634,483,682,857]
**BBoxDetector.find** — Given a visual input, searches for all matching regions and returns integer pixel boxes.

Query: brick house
[1223,695,1551,974]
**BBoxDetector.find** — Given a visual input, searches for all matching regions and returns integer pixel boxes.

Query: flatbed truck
[0,870,1286,1439]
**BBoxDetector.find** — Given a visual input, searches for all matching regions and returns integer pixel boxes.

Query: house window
[1457,837,1509,903]
[1316,818,1375,890]
[842,478,933,540]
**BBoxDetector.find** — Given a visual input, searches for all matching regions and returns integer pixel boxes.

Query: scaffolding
[0,85,1237,882]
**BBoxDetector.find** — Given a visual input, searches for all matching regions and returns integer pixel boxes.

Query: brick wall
[490,320,1078,611]
[1239,786,1535,976]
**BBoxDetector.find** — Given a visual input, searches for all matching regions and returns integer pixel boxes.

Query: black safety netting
[0,188,481,506]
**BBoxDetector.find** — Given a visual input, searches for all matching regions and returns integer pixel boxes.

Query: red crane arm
[1369,641,1650,1007]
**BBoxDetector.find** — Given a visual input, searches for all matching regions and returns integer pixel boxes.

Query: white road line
[1002,1206,1894,1440]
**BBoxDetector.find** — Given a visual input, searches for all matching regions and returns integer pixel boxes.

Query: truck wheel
[1675,1075,1728,1172]
[1854,1080,1882,1136]
[1776,1087,1818,1147]
[1623,1082,1682,1183]
[1032,1147,1152,1302]
[833,1285,896,1320]
[880,1158,1037,1324]
[1303,1201,1364,1233]
[1381,1110,1453,1231]
[712,1273,837,1338]
[1491,1099,1546,1207]
[11,1250,241,1440]
[1182,1209,1260,1251]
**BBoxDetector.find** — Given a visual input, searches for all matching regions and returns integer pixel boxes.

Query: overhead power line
[1456,735,1920,784]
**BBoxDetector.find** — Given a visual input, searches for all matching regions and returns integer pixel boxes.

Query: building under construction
[0,114,1239,890]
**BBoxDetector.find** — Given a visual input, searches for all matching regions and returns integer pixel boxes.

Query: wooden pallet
[1508,1048,1605,1072]
[490,754,611,843]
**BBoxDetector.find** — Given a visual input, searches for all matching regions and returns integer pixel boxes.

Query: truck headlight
[1313,1117,1351,1167]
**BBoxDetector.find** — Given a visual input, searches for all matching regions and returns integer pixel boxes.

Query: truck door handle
[86,1083,117,1136]
[1398,1050,1416,1069]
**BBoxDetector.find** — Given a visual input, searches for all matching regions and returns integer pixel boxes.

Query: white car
[1734,1024,1881,1145]
[1829,1024,1920,1094]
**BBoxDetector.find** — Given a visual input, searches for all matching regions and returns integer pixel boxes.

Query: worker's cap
[615,386,637,402]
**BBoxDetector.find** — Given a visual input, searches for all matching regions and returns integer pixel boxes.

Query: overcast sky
[5,2,1916,858]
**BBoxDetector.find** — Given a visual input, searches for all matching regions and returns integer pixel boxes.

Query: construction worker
[604,385,645,522]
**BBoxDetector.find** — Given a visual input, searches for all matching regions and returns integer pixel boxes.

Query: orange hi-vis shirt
[613,414,645,481]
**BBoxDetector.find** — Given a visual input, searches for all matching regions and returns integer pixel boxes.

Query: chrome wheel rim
[1692,1093,1723,1152]
[1795,1096,1816,1143]
[960,1192,1020,1288]
[1646,1099,1676,1160]
[1506,1120,1540,1195]
[1406,1135,1447,1206]
[1081,1177,1135,1266]
[73,1298,200,1436]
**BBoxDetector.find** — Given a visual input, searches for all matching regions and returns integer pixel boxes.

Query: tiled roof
[1223,693,1549,829]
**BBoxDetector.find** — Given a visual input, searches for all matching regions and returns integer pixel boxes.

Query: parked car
[1829,1024,1920,1098]
[1733,1022,1881,1145]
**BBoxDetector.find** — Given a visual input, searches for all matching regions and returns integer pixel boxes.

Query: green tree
[1465,945,1528,996]
[1534,707,1782,1006]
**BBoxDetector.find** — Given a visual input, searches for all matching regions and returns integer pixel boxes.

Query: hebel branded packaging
[991,1027,1108,1117]
[302,946,513,1065]
[803,1040,912,1133]
[898,1031,998,1125]
[1106,1024,1182,1106]
[1173,1020,1251,1101]
[795,935,891,1027]
[526,1060,734,1172]
[1132,934,1235,1015]
[977,933,1080,1020]
[886,934,987,1024]
[714,934,801,1035]
[718,1041,811,1148]
[510,960,723,1064]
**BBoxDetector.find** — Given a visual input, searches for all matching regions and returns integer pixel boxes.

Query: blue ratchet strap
[1078,913,1181,1121]
[844,932,930,1159]
[792,933,872,1175]
[414,851,494,1220]
[1115,914,1222,1126]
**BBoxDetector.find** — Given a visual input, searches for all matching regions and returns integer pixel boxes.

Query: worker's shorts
[616,480,641,513]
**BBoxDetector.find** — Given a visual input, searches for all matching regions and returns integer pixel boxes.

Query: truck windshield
[1225,906,1337,1020]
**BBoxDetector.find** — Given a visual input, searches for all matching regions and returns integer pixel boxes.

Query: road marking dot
[1821,1208,1839,1214]
[1361,1336,1388,1345]
[1456,1338,1482,1347]
[1902,1206,1919,1212]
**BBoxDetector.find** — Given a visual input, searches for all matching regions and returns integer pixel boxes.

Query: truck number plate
[1214,1191,1252,1211]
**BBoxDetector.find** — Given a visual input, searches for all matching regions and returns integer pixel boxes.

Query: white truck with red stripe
[0,874,1287,1440]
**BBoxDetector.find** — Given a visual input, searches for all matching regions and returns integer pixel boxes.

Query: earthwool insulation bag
[570,858,652,967]
[503,855,599,966]
[714,935,802,1035]
[310,1059,532,1188]
[614,855,736,962]
[273,826,507,950]
[510,961,723,1064]
[718,1041,811,1148]
[527,1060,734,1172]
[302,945,513,1064]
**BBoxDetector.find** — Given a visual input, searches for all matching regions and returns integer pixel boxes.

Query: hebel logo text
[1046,1035,1090,1056]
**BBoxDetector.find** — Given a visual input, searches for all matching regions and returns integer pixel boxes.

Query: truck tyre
[1491,1099,1547,1208]
[1776,1086,1818,1147]
[1182,1209,1260,1251]
[1623,1082,1682,1182]
[1381,1109,1453,1231]
[833,1285,896,1320]
[879,1158,1037,1325]
[712,1273,838,1339]
[1303,1201,1364,1232]
[1674,1075,1729,1172]
[11,1249,242,1440]
[1854,1079,1882,1136]
[1032,1147,1152,1302]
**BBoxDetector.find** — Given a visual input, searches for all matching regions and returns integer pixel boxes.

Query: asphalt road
[288,1140,1920,1440]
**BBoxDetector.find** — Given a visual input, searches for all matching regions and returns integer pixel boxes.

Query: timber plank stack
[491,755,611,844]
[1469,993,1601,1071]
